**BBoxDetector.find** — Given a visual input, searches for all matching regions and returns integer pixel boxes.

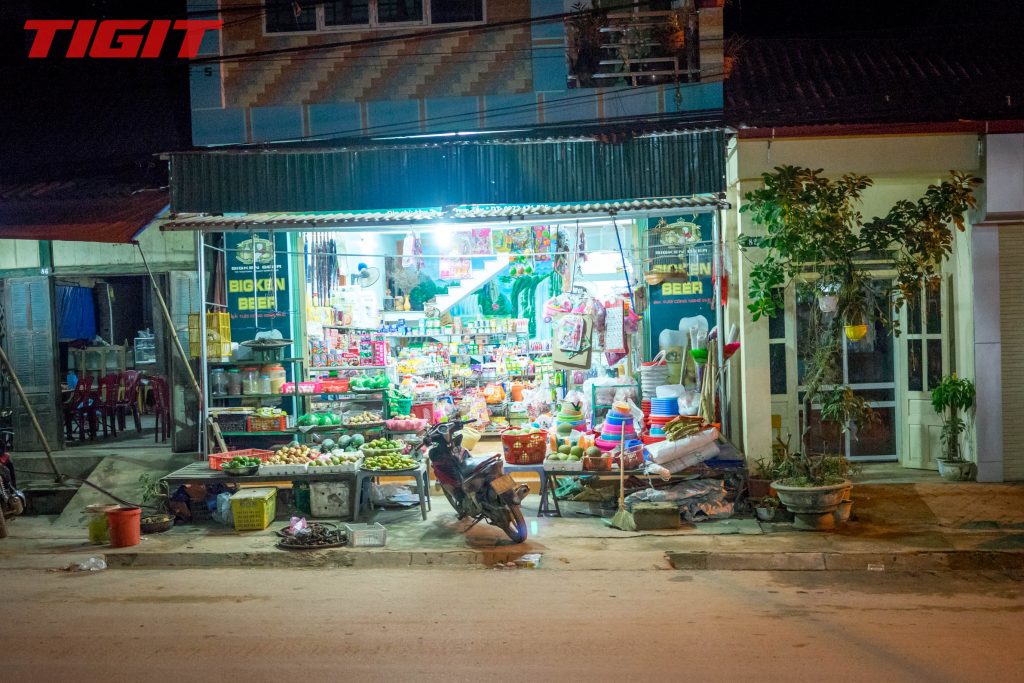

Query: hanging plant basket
[844,324,868,341]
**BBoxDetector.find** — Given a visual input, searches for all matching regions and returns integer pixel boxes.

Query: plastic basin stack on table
[595,403,638,453]
[640,361,669,400]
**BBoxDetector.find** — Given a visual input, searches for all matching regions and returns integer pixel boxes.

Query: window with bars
[266,0,484,33]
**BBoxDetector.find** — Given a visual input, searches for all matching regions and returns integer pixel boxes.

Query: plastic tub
[106,507,142,548]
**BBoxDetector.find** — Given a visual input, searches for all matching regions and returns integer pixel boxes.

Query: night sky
[3,0,1024,181]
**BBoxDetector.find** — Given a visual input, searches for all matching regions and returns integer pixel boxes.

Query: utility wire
[232,81,721,145]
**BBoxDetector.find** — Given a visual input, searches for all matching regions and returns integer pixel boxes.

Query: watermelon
[339,435,352,448]
[350,433,365,447]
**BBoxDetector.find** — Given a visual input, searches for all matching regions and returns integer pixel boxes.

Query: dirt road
[3,568,1023,682]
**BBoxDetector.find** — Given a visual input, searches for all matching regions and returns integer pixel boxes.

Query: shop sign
[646,214,715,349]
[225,232,292,342]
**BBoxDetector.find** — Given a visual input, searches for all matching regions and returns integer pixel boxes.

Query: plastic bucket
[106,507,142,548]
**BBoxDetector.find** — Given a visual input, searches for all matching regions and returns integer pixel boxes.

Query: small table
[503,463,560,517]
[353,462,431,522]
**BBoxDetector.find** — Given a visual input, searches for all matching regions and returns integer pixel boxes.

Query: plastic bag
[371,484,417,506]
[212,491,234,526]
[678,390,702,416]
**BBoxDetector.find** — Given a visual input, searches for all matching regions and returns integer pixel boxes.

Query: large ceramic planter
[771,480,852,531]
[937,459,975,482]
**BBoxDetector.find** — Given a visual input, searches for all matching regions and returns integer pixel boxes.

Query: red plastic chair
[116,370,142,433]
[150,376,171,443]
[63,375,96,441]
[94,374,120,438]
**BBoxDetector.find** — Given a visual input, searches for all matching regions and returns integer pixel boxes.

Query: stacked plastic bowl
[595,404,638,452]
[640,362,669,400]
[647,397,679,438]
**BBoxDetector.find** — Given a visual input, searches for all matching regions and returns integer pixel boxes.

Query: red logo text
[24,19,222,58]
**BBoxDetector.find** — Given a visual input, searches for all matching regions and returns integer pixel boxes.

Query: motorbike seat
[460,453,502,476]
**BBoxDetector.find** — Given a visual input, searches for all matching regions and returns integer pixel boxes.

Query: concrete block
[664,551,710,570]
[707,552,826,571]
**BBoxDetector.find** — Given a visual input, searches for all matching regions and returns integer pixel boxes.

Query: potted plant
[771,445,856,531]
[931,374,977,481]
[138,474,174,534]
[566,2,607,87]
[754,495,780,522]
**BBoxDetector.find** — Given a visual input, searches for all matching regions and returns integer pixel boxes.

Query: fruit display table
[161,460,429,522]
[502,463,559,517]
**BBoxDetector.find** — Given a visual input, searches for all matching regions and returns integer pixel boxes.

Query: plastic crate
[190,340,232,359]
[188,312,231,341]
[247,415,288,432]
[501,429,547,465]
[344,522,387,547]
[213,413,250,433]
[230,487,277,531]
[209,448,273,471]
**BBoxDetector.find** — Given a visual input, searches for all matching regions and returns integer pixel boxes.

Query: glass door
[796,277,898,461]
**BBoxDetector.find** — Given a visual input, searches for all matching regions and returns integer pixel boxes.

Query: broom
[609,417,636,531]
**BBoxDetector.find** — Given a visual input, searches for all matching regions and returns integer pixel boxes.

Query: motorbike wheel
[500,504,528,544]
[441,484,468,520]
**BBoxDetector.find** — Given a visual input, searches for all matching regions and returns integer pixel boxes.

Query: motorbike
[0,410,25,521]
[423,419,530,543]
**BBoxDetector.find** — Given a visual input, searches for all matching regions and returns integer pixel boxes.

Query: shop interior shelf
[208,358,304,365]
[299,393,384,401]
[221,431,294,436]
[308,365,393,371]
[211,394,285,400]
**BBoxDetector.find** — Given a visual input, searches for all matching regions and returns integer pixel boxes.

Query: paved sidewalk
[2,480,1024,571]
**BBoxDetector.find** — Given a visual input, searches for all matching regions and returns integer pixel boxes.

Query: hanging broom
[608,420,636,531]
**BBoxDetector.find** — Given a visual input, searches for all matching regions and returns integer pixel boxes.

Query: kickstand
[465,516,485,531]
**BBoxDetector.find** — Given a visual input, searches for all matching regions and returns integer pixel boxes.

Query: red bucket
[106,506,141,548]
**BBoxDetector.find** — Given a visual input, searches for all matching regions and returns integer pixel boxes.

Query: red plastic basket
[410,403,435,424]
[501,429,547,465]
[208,448,274,471]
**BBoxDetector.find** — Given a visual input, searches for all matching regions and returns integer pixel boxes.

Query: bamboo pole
[134,243,203,404]
[0,344,62,482]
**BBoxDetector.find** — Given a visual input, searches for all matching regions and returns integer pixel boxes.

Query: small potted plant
[931,374,976,481]
[754,496,780,522]
[138,474,174,534]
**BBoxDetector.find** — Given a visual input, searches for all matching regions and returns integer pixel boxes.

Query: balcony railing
[567,8,702,89]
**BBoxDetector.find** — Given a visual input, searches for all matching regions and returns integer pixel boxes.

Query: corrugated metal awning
[168,129,725,214]
[161,195,727,232]
[0,181,168,243]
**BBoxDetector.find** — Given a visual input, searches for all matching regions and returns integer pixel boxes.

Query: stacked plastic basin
[640,362,669,400]
[648,397,679,438]
[555,402,587,432]
[595,403,638,452]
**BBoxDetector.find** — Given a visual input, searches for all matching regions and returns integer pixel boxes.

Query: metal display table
[162,461,430,521]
